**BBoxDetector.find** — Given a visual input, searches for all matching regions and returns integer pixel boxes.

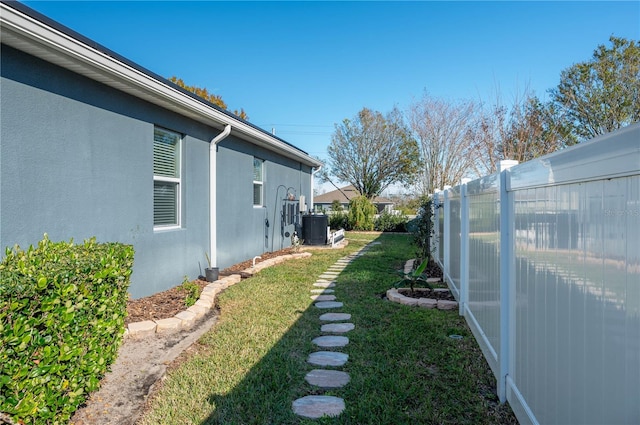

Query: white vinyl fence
[433,123,640,425]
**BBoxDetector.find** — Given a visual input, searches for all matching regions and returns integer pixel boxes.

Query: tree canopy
[168,76,248,120]
[476,90,576,174]
[407,92,482,193]
[327,107,419,199]
[550,36,640,141]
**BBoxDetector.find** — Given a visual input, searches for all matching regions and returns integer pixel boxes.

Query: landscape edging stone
[125,253,313,338]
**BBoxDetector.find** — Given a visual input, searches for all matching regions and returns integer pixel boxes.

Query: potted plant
[204,252,219,282]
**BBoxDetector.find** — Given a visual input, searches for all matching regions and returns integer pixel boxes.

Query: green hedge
[0,235,134,424]
[374,210,409,232]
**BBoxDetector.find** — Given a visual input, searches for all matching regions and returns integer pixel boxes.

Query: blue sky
[21,0,640,191]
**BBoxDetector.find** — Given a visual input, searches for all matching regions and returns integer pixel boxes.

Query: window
[253,158,264,206]
[153,127,181,228]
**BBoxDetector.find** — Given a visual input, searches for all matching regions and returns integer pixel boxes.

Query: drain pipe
[310,164,322,212]
[210,124,232,269]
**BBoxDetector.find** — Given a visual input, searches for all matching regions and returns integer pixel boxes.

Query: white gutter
[209,125,232,267]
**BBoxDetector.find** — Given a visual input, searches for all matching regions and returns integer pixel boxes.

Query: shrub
[374,210,409,232]
[328,211,349,230]
[179,277,201,307]
[348,196,376,231]
[412,195,434,261]
[0,235,134,424]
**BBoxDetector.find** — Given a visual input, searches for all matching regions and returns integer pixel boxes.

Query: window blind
[154,128,179,178]
[154,181,177,225]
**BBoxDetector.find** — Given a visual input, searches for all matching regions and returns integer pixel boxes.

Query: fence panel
[434,123,640,425]
[446,186,462,299]
[466,173,502,376]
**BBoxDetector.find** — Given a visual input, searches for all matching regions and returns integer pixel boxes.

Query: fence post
[443,187,451,282]
[459,183,469,316]
[431,191,439,263]
[498,168,515,403]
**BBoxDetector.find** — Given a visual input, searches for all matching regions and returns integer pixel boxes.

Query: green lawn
[138,233,517,424]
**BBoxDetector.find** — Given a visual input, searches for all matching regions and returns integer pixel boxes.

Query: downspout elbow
[211,124,231,148]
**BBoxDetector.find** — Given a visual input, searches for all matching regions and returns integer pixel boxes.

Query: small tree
[348,196,376,231]
[328,107,419,199]
[412,195,434,262]
[550,36,640,141]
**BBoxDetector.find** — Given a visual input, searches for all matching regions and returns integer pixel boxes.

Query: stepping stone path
[292,243,375,419]
[310,294,337,301]
[310,288,334,294]
[321,322,355,333]
[307,351,349,366]
[315,301,343,309]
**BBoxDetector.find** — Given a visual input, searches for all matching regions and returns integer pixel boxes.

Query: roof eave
[0,1,322,168]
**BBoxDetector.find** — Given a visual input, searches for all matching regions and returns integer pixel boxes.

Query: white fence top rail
[508,122,639,191]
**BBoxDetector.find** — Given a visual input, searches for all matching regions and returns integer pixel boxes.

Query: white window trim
[253,158,264,208]
[153,128,182,231]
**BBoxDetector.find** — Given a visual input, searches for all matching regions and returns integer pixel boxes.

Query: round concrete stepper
[319,312,351,321]
[315,301,343,309]
[321,322,355,333]
[316,279,337,283]
[305,369,350,388]
[310,294,337,301]
[313,282,336,288]
[312,335,349,348]
[307,351,349,367]
[310,288,335,294]
[292,395,345,419]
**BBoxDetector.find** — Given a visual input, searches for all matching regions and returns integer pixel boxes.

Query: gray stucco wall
[216,136,312,268]
[1,45,212,298]
[1,45,313,298]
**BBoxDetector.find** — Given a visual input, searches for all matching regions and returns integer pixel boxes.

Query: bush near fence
[374,210,409,232]
[0,235,134,424]
[411,196,434,261]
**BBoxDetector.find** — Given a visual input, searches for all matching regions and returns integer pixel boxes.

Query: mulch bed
[397,288,455,301]
[125,248,295,325]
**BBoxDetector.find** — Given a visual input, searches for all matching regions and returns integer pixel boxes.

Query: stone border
[386,288,458,310]
[124,252,312,339]
[385,259,458,311]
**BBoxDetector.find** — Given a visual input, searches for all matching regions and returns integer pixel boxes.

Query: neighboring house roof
[314,185,393,205]
[0,0,321,168]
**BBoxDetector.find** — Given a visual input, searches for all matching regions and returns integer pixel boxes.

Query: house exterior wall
[216,136,312,268]
[1,45,313,298]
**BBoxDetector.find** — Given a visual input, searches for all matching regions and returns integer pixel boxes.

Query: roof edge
[0,0,322,168]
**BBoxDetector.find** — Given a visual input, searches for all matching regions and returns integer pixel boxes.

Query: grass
[138,233,517,424]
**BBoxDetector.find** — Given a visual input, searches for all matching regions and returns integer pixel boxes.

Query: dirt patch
[70,313,219,425]
[70,247,297,425]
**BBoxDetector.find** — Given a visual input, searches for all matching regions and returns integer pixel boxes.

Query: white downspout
[210,124,231,268]
[311,164,322,212]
